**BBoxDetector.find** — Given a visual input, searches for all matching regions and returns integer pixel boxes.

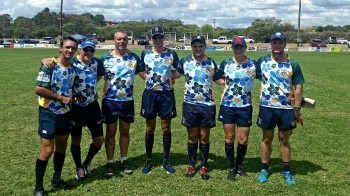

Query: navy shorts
[38,106,72,139]
[140,90,177,120]
[256,106,296,130]
[71,101,103,137]
[218,105,252,127]
[102,99,134,124]
[182,102,216,128]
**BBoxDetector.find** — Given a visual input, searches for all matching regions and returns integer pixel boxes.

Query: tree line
[1,8,350,43]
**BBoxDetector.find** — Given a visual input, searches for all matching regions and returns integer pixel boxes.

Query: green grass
[0,48,350,195]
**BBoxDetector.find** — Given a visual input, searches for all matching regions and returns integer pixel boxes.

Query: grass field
[0,48,349,195]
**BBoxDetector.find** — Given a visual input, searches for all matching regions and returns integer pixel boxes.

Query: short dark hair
[60,36,78,48]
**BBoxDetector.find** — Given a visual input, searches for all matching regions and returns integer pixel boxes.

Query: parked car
[3,39,13,45]
[310,39,327,47]
[40,37,56,44]
[178,37,185,42]
[336,38,348,44]
[137,35,149,45]
[325,36,337,44]
[20,39,39,44]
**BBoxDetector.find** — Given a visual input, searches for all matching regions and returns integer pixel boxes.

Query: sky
[1,0,350,29]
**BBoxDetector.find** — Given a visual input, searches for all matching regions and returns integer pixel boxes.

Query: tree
[94,14,105,27]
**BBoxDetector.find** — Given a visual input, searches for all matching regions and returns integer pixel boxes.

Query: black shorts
[218,105,252,127]
[70,101,103,137]
[102,99,134,124]
[181,102,216,128]
[256,106,296,130]
[38,106,72,139]
[140,90,177,120]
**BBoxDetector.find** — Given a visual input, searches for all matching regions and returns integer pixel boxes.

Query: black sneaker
[227,168,236,181]
[51,179,76,190]
[199,167,209,180]
[142,161,153,174]
[34,188,48,196]
[83,162,91,177]
[120,160,133,175]
[104,163,114,178]
[162,162,176,174]
[75,167,86,181]
[236,165,249,177]
[185,165,196,178]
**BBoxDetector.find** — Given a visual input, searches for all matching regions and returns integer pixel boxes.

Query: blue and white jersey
[71,56,104,106]
[35,58,76,114]
[256,55,304,109]
[100,50,144,102]
[177,55,218,106]
[141,48,179,91]
[215,57,256,108]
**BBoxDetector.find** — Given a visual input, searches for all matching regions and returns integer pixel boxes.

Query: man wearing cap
[140,26,179,174]
[256,32,304,185]
[214,37,257,181]
[41,39,105,181]
[101,30,146,178]
[172,35,221,180]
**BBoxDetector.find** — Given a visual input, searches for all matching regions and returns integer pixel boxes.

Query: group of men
[33,26,304,196]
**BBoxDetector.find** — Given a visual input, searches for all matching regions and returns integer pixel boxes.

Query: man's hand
[42,58,55,69]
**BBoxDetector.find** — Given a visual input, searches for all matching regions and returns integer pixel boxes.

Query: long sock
[84,143,101,165]
[225,142,235,168]
[70,144,82,168]
[35,159,48,190]
[282,162,291,172]
[163,134,171,163]
[200,143,210,167]
[52,151,65,183]
[236,143,247,166]
[187,142,198,165]
[145,133,154,161]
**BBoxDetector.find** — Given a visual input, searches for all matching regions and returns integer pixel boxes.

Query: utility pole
[297,0,301,47]
[213,19,216,39]
[60,0,63,38]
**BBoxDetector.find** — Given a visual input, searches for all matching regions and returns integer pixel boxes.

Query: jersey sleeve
[95,57,105,77]
[35,64,53,88]
[255,56,264,80]
[170,49,180,69]
[213,59,226,81]
[131,52,145,74]
[176,56,186,75]
[291,60,305,85]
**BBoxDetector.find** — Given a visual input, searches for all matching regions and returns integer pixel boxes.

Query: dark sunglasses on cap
[83,47,95,53]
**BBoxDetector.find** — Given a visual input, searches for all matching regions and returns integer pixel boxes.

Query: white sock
[107,160,114,164]
[120,157,128,163]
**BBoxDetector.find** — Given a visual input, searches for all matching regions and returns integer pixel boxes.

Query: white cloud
[1,0,350,28]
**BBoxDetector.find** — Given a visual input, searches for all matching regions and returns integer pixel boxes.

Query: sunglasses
[83,47,95,53]
[152,35,164,40]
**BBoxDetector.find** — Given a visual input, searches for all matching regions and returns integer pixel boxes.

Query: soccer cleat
[104,163,114,178]
[51,179,76,190]
[34,188,48,196]
[199,167,209,180]
[142,161,153,174]
[236,165,249,177]
[283,171,296,185]
[185,165,196,178]
[227,168,236,181]
[120,160,133,175]
[162,162,176,174]
[258,169,268,183]
[83,162,91,177]
[75,167,86,181]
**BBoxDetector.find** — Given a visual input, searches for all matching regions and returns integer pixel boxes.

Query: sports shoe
[34,188,48,196]
[199,167,209,180]
[120,160,133,175]
[142,161,153,174]
[162,162,176,174]
[236,165,249,177]
[227,168,236,181]
[51,179,76,190]
[185,165,196,178]
[104,163,114,178]
[283,171,296,185]
[75,167,86,181]
[258,169,268,183]
[83,162,91,177]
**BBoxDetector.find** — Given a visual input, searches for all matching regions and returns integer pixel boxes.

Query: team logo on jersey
[37,71,50,82]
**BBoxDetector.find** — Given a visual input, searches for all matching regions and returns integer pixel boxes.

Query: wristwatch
[294,107,301,111]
